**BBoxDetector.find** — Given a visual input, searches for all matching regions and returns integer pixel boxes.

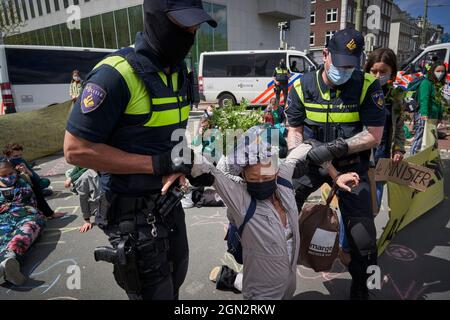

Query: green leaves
[209,98,264,132]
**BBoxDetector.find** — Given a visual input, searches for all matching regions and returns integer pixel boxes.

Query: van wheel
[218,93,237,108]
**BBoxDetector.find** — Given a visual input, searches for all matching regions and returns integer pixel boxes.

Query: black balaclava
[143,1,195,68]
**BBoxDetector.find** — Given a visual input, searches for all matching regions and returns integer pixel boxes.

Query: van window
[413,49,447,73]
[255,53,285,77]
[203,54,255,77]
[5,48,109,85]
[289,56,308,73]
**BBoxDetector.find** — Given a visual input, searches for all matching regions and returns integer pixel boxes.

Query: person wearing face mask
[70,70,83,103]
[411,62,447,154]
[285,28,386,300]
[0,160,45,286]
[190,126,359,299]
[364,48,406,207]
[273,59,291,106]
[63,0,217,300]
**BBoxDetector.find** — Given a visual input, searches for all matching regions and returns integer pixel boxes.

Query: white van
[0,45,115,114]
[198,50,318,107]
[396,43,450,88]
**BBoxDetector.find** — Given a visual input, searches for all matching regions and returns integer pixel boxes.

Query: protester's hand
[64,179,72,189]
[335,173,360,192]
[79,222,93,233]
[16,164,32,176]
[161,174,187,195]
[392,152,404,163]
[275,81,280,86]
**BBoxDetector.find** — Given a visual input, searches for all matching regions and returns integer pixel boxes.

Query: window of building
[101,12,115,48]
[128,5,144,44]
[80,17,92,47]
[44,0,51,14]
[51,24,62,45]
[28,0,36,18]
[54,0,59,11]
[114,8,131,48]
[36,0,43,16]
[90,15,104,48]
[325,30,336,45]
[326,8,338,23]
[63,0,69,9]
[21,0,28,20]
[310,32,315,46]
[60,22,72,46]
[310,11,315,25]
[191,2,228,72]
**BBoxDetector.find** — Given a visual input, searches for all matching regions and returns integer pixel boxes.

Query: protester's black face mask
[144,9,195,67]
[246,179,277,200]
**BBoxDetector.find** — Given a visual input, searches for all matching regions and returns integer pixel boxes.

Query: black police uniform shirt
[285,67,386,158]
[66,38,187,195]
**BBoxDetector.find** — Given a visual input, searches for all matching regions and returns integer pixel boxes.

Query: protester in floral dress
[0,159,45,286]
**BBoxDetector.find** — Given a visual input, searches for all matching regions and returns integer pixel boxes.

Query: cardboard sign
[375,158,435,192]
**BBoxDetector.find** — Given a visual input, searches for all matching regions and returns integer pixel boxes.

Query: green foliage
[209,98,264,131]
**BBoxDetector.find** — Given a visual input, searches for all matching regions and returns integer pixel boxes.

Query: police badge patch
[80,83,106,114]
[371,91,385,110]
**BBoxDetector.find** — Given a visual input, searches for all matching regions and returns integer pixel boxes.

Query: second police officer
[273,59,291,105]
[285,28,386,300]
[64,0,217,300]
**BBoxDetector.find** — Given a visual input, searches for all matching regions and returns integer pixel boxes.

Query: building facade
[1,0,310,70]
[388,4,420,65]
[309,0,393,64]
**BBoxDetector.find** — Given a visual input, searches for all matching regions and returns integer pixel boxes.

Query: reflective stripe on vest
[94,55,190,127]
[294,70,376,123]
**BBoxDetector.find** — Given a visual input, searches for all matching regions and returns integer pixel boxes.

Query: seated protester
[14,163,66,220]
[0,160,46,286]
[64,167,100,233]
[3,143,53,196]
[265,98,286,126]
[190,126,359,300]
[264,105,275,125]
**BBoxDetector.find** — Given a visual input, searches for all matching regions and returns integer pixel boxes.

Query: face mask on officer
[327,64,355,86]
[143,3,196,67]
[324,51,354,86]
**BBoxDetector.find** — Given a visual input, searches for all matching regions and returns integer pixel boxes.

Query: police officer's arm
[285,83,305,150]
[306,80,385,165]
[64,66,167,176]
[344,81,386,154]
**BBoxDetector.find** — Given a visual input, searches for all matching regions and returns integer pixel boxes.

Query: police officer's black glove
[305,138,349,165]
[292,159,309,179]
[153,149,195,176]
[187,173,215,187]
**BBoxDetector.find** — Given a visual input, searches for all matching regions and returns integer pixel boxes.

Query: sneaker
[42,187,54,197]
[181,192,194,209]
[210,265,240,293]
[1,257,27,286]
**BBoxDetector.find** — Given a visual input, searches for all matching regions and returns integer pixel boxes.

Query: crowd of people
[1,0,449,301]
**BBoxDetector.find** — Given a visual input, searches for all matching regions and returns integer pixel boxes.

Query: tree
[0,0,26,44]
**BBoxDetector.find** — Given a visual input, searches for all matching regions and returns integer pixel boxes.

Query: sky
[395,0,450,33]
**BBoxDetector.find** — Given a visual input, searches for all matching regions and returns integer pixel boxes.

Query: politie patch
[80,83,106,114]
[371,91,385,110]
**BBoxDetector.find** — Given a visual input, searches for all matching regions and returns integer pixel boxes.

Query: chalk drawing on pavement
[385,244,418,262]
[189,210,228,228]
